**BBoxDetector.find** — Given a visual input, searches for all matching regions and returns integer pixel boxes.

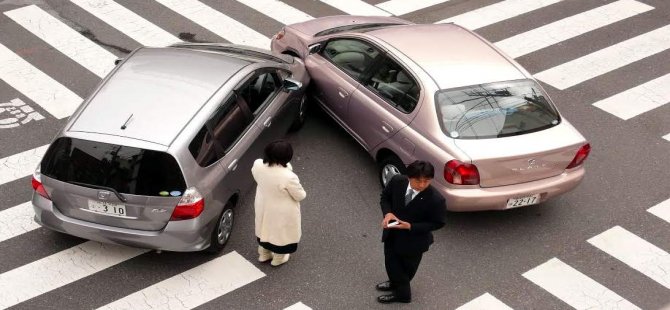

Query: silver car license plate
[506,194,540,209]
[88,200,127,216]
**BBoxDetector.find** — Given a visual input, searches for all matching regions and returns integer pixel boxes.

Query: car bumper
[440,166,585,211]
[32,195,212,252]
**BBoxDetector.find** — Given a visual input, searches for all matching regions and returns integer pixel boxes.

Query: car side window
[322,38,381,80]
[238,71,281,115]
[363,56,420,113]
[189,94,253,167]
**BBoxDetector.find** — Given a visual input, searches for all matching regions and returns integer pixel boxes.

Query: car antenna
[120,113,133,130]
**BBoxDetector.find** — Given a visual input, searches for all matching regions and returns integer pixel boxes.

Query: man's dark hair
[406,160,435,179]
[263,140,293,167]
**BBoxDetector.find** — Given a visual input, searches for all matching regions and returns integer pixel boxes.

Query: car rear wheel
[379,155,406,188]
[288,94,307,132]
[206,203,234,253]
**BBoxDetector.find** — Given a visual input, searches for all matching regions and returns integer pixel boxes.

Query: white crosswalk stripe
[0,43,82,119]
[588,226,670,290]
[319,0,391,16]
[0,201,40,243]
[0,241,148,309]
[69,0,180,47]
[592,73,670,120]
[535,24,670,90]
[376,0,451,16]
[495,0,653,58]
[664,133,670,142]
[284,302,313,310]
[0,144,49,186]
[523,258,641,310]
[98,251,264,310]
[648,198,670,223]
[437,0,564,30]
[456,293,514,310]
[234,0,313,25]
[5,5,118,78]
[154,0,270,49]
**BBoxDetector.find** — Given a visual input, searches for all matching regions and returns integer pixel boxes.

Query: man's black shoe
[375,281,394,292]
[377,294,411,304]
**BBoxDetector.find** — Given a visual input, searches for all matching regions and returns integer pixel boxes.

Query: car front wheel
[379,155,406,188]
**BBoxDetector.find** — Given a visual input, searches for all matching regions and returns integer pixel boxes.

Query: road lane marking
[648,197,670,223]
[523,258,640,310]
[234,0,313,25]
[456,293,514,310]
[0,44,82,119]
[534,24,670,90]
[376,0,451,16]
[437,0,563,30]
[98,251,264,310]
[318,0,391,16]
[495,0,653,58]
[0,144,49,186]
[0,201,39,243]
[663,133,670,142]
[0,241,147,309]
[589,226,670,289]
[592,73,670,120]
[5,5,117,78]
[154,0,270,49]
[284,302,313,310]
[69,0,179,47]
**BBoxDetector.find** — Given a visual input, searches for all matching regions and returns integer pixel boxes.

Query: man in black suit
[376,160,447,304]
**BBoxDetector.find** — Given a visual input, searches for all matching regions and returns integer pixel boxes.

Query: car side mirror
[283,78,302,92]
[308,43,322,55]
[114,58,123,65]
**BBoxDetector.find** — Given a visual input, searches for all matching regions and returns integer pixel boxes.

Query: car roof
[366,24,526,90]
[69,47,251,146]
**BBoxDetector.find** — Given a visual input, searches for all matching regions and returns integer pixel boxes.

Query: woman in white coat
[251,140,306,266]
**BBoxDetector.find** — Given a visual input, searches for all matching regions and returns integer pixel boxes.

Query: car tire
[288,94,307,132]
[378,155,406,188]
[205,202,234,254]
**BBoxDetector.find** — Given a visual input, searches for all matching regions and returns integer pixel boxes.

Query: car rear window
[435,80,560,139]
[41,137,186,196]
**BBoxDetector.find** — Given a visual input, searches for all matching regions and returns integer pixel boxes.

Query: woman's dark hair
[263,140,293,167]
[406,160,435,179]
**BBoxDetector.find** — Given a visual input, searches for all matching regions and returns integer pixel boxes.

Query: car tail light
[31,167,50,200]
[566,143,591,169]
[274,28,285,40]
[444,160,480,185]
[170,187,205,221]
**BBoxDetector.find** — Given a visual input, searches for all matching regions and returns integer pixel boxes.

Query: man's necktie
[405,189,413,206]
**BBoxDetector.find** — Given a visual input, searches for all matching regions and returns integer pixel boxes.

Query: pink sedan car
[271,16,590,211]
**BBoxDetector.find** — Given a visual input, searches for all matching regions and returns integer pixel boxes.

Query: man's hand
[382,213,398,228]
[391,220,411,230]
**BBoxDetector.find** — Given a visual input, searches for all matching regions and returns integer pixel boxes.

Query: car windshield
[41,137,186,196]
[435,80,560,139]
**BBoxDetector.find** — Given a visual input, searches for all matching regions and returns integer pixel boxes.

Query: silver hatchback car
[31,43,309,252]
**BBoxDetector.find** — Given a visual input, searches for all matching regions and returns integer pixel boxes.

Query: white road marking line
[0,144,49,186]
[284,302,313,310]
[0,44,82,119]
[0,241,147,309]
[154,0,270,49]
[234,0,313,25]
[456,293,514,310]
[592,73,670,120]
[523,258,640,310]
[319,0,391,16]
[376,0,451,16]
[437,0,563,30]
[534,24,670,90]
[588,226,670,289]
[98,251,265,310]
[663,133,670,142]
[0,202,39,243]
[5,5,117,78]
[495,0,653,58]
[69,0,179,47]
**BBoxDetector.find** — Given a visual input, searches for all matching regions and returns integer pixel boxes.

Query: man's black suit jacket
[381,174,447,254]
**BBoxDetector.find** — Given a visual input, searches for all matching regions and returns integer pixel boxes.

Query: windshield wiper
[69,181,127,202]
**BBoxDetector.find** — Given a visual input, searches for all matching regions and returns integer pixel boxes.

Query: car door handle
[263,116,272,128]
[337,87,349,98]
[227,159,238,171]
[381,122,394,133]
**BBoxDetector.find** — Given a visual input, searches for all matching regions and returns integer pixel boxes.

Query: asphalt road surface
[0,0,669,309]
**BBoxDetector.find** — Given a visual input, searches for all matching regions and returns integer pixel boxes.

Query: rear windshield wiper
[68,181,127,202]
